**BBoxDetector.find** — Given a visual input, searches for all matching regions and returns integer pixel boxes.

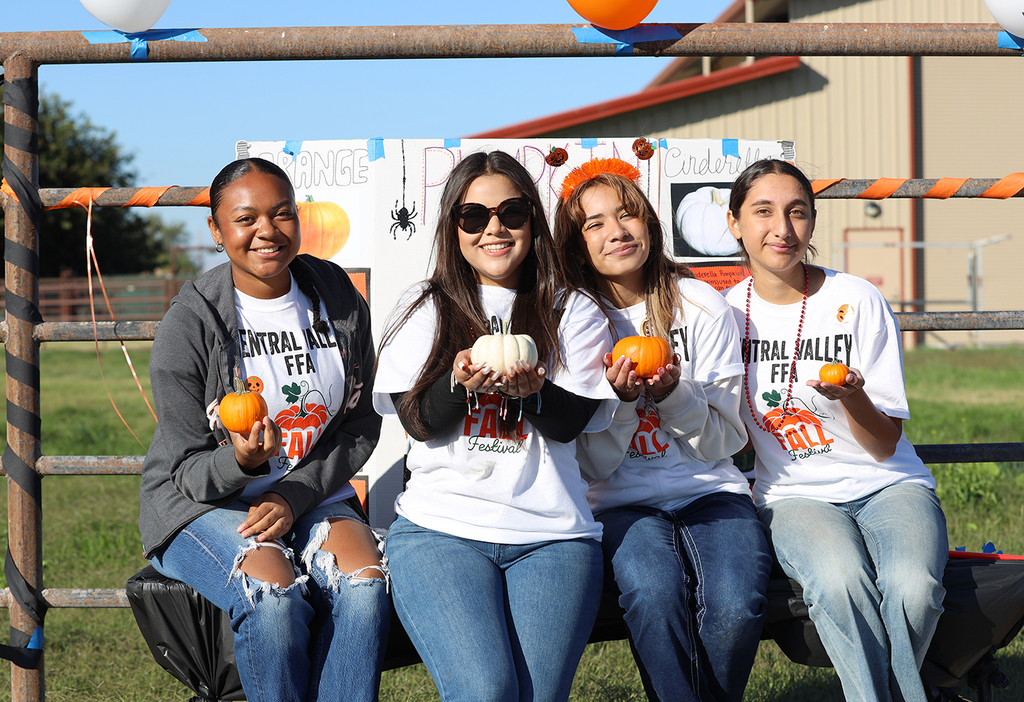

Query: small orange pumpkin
[220,377,269,434]
[297,197,350,260]
[612,336,673,379]
[818,363,850,386]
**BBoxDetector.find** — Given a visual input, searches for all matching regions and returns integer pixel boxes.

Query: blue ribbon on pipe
[82,29,208,62]
[571,26,682,56]
[997,31,1024,53]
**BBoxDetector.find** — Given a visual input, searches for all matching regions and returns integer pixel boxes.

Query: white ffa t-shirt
[373,284,618,544]
[587,277,750,514]
[232,276,354,506]
[723,268,935,506]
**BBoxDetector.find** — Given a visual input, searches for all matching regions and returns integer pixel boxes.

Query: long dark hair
[380,151,563,440]
[728,159,818,267]
[553,172,692,341]
[209,157,328,335]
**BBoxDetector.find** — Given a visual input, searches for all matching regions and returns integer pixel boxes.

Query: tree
[1,90,195,277]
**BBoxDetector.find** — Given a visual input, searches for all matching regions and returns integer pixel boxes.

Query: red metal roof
[469,55,802,139]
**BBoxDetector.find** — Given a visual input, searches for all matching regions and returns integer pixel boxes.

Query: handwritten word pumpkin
[297,197,350,260]
[471,334,538,375]
[818,363,850,386]
[219,378,269,434]
[612,335,673,379]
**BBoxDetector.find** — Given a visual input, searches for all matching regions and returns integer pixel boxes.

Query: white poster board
[238,137,794,526]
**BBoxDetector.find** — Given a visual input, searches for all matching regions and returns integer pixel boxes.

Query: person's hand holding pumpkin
[453,349,504,394]
[501,360,545,398]
[807,366,865,401]
[604,353,643,402]
[238,492,294,542]
[603,352,680,402]
[646,357,681,401]
[228,415,283,473]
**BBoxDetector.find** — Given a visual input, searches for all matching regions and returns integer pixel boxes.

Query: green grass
[0,345,1021,701]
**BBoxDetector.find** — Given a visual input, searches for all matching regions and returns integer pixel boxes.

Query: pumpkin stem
[233,375,248,394]
[711,188,727,207]
[305,195,315,203]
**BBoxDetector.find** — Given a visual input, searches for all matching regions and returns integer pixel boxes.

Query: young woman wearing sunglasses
[552,159,771,702]
[374,150,617,702]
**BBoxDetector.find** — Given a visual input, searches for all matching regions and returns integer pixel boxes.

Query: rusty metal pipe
[31,178,1023,210]
[1,311,1019,346]
[3,55,44,702]
[0,23,1017,65]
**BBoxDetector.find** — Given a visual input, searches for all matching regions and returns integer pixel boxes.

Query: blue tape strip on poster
[367,138,386,161]
[571,26,682,56]
[722,139,740,158]
[444,139,462,148]
[580,138,600,150]
[81,29,208,62]
[283,141,303,160]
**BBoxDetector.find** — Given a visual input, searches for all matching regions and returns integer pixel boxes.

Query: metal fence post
[3,54,45,702]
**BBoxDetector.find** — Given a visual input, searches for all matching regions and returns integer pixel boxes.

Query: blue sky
[6,1,733,255]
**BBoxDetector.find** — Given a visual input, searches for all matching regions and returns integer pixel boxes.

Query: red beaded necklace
[743,263,809,434]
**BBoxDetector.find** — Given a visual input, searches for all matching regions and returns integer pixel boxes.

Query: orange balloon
[567,0,659,30]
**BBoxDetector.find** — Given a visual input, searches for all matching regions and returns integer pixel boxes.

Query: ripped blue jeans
[149,499,391,702]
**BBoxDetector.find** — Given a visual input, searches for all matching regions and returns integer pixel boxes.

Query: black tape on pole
[1,71,47,671]
[2,77,39,118]
[0,547,47,669]
[3,123,38,156]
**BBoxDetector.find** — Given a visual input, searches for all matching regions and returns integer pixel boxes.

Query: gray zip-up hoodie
[139,256,381,557]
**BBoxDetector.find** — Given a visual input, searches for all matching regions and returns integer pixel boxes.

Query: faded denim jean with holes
[150,499,391,702]
[599,491,771,702]
[386,515,603,702]
[759,483,947,702]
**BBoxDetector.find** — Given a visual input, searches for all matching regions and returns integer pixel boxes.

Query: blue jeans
[599,492,771,702]
[150,500,391,702]
[386,516,603,702]
[759,483,948,702]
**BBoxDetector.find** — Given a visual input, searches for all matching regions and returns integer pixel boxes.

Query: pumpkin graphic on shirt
[275,382,333,465]
[763,406,834,454]
[629,400,670,458]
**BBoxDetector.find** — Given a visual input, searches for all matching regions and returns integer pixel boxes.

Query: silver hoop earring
[215,243,225,253]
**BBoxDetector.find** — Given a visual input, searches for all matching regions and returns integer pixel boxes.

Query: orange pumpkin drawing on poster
[297,197,350,260]
[763,406,835,453]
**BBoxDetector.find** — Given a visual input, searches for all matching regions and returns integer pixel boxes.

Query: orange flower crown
[559,158,642,201]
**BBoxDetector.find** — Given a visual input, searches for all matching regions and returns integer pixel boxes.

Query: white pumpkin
[470,334,538,375]
[675,186,740,257]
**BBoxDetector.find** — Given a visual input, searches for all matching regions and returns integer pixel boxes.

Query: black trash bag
[763,555,1024,690]
[126,566,244,702]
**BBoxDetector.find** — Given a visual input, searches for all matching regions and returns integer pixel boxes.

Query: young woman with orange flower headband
[553,158,771,702]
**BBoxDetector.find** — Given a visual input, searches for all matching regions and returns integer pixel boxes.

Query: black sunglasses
[451,197,532,234]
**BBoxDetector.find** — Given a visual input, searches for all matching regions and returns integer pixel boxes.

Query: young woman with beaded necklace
[722,159,947,702]
[553,159,771,702]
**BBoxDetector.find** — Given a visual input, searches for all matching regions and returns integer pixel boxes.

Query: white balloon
[80,0,173,33]
[984,0,1024,38]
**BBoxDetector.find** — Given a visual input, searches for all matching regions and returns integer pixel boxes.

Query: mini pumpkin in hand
[471,334,538,375]
[612,335,673,379]
[818,362,850,386]
[219,376,269,434]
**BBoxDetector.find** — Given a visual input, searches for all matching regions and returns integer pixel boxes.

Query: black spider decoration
[390,200,418,240]
[391,139,418,240]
